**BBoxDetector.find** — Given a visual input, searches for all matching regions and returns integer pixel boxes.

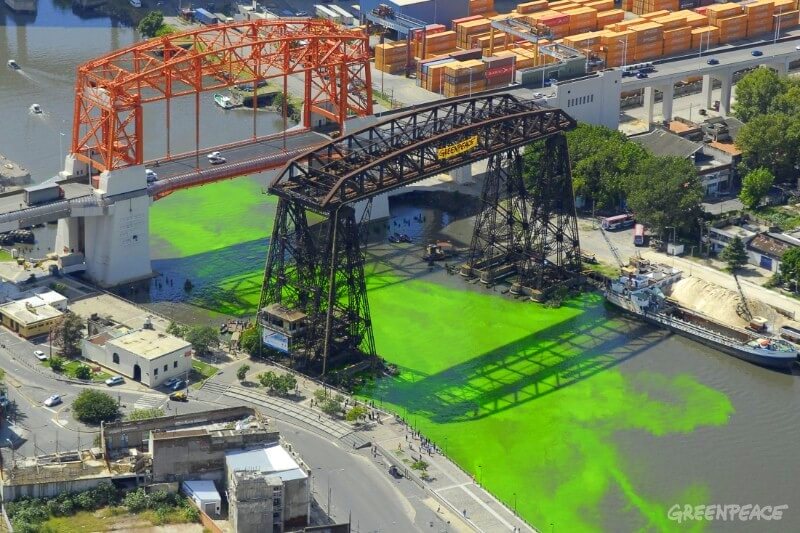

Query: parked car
[33,350,47,361]
[707,58,719,65]
[207,151,226,165]
[636,72,648,79]
[751,50,763,57]
[105,376,124,386]
[294,10,308,16]
[163,377,181,388]
[169,391,188,402]
[388,465,402,478]
[170,380,187,391]
[146,168,157,183]
[44,394,61,407]
[796,45,800,51]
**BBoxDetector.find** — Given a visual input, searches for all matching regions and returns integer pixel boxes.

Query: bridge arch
[71,19,372,173]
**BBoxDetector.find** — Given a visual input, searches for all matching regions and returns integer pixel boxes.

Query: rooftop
[747,232,800,260]
[226,445,307,483]
[710,225,757,239]
[708,141,742,156]
[630,129,702,159]
[106,328,191,360]
[182,480,221,502]
[0,297,63,325]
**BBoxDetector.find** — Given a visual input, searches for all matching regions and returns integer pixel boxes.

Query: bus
[601,214,635,231]
[633,224,645,246]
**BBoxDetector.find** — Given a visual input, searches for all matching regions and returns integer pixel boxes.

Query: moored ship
[605,259,799,371]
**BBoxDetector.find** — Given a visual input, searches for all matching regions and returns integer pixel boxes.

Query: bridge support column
[449,165,474,185]
[661,82,675,124]
[643,86,655,126]
[702,75,713,110]
[55,217,81,255]
[83,166,152,287]
[773,60,788,75]
[718,71,733,117]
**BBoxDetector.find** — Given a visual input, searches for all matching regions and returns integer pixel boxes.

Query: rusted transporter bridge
[259,93,582,372]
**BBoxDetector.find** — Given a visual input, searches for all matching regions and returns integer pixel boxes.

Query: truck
[194,8,219,25]
[24,183,63,205]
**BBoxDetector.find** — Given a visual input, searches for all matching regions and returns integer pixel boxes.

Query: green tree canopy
[735,113,800,181]
[185,325,219,356]
[73,390,119,424]
[239,327,260,355]
[739,168,775,209]
[779,247,800,282]
[721,236,748,273]
[137,11,164,38]
[236,364,250,381]
[52,311,84,358]
[732,67,789,122]
[768,83,800,116]
[625,156,703,235]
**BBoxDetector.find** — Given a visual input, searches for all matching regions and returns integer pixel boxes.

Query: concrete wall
[104,406,257,452]
[228,474,274,533]
[552,70,622,129]
[1,476,111,502]
[283,477,310,529]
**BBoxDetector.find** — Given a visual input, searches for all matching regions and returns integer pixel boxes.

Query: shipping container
[517,0,550,14]
[328,4,355,25]
[194,8,218,25]
[24,183,63,205]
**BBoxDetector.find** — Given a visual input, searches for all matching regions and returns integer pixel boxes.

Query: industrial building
[0,292,66,338]
[226,445,311,533]
[82,316,192,388]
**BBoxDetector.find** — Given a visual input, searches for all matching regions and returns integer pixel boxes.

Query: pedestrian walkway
[133,394,166,411]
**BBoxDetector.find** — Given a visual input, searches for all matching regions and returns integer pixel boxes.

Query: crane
[732,272,754,322]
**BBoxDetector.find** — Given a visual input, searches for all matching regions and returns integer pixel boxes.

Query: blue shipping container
[195,8,219,25]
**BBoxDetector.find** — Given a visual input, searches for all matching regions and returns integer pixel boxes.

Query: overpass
[621,37,800,124]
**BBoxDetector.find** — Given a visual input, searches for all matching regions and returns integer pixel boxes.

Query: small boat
[29,104,42,114]
[7,60,20,70]
[213,93,235,109]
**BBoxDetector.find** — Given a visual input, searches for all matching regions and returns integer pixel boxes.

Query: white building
[83,326,192,388]
[550,70,622,130]
[708,225,757,254]
[182,480,222,517]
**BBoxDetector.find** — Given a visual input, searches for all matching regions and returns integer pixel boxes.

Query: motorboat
[29,104,42,114]
[213,93,235,109]
[7,60,20,70]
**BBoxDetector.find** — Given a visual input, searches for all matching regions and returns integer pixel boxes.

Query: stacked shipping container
[375,42,408,74]
[631,0,679,15]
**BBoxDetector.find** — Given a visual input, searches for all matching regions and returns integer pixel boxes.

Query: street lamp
[58,132,65,169]
[478,464,483,485]
[775,7,784,44]
[618,39,628,70]
[513,492,517,515]
[313,467,345,518]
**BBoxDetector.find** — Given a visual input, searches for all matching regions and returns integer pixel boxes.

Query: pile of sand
[666,277,800,330]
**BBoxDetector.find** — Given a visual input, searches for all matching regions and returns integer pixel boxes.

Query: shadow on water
[365,309,665,424]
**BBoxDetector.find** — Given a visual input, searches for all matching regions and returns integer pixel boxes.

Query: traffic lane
[278,422,423,532]
[147,130,327,179]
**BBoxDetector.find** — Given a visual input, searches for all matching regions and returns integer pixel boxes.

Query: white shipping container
[314,4,342,23]
[328,4,354,25]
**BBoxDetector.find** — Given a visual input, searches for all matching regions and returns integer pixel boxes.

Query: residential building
[708,225,757,254]
[0,295,64,338]
[83,318,192,387]
[226,445,310,533]
[746,232,800,272]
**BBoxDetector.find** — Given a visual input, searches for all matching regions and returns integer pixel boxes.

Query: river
[1,4,800,532]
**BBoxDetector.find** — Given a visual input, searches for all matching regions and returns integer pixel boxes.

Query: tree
[736,113,800,181]
[320,395,343,416]
[721,236,748,273]
[257,371,296,395]
[185,325,218,356]
[779,247,800,285]
[127,408,164,421]
[137,11,164,38]
[258,370,277,389]
[154,24,176,37]
[625,156,703,235]
[49,356,65,373]
[239,327,260,355]
[51,312,84,358]
[72,389,119,424]
[346,405,367,422]
[732,67,789,122]
[236,364,250,381]
[768,83,800,116]
[74,365,92,380]
[166,321,188,338]
[739,168,775,209]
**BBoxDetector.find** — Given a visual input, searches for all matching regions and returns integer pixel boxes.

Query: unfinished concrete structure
[0,449,111,501]
[226,445,310,533]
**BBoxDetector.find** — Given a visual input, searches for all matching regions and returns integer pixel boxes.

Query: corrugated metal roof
[225,445,307,483]
[182,480,221,503]
[630,129,702,159]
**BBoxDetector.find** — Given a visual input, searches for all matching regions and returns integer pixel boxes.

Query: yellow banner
[437,136,478,160]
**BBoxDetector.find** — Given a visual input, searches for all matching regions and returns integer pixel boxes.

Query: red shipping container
[486,65,515,77]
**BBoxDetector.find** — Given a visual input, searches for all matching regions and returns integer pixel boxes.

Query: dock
[0,153,31,189]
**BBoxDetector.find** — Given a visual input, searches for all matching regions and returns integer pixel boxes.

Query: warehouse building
[82,320,192,387]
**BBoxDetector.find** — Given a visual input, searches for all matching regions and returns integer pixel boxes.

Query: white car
[105,376,124,386]
[34,350,47,361]
[145,168,157,183]
[44,394,61,407]
[207,152,227,165]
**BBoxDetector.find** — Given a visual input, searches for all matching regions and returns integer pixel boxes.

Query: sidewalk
[202,360,536,532]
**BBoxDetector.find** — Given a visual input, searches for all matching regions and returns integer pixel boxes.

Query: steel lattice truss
[271,93,576,212]
[72,19,372,172]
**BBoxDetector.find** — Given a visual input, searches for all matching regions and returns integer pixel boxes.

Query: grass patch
[191,359,218,386]
[584,260,621,279]
[752,205,800,231]
[0,249,13,262]
[42,509,113,531]
[43,359,111,382]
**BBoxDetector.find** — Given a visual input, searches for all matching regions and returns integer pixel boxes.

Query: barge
[605,260,799,371]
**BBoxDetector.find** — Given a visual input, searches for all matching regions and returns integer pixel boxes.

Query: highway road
[621,35,800,90]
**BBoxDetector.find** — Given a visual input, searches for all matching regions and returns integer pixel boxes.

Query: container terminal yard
[1,0,800,531]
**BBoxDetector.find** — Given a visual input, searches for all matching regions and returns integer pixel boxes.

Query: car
[389,465,403,478]
[163,377,182,389]
[533,92,544,99]
[622,70,634,77]
[751,50,763,57]
[294,10,308,16]
[105,376,124,386]
[33,350,47,361]
[796,45,800,51]
[169,391,188,402]
[636,72,648,79]
[44,394,61,407]
[171,380,187,391]
[707,58,719,65]
[207,152,227,165]
[145,168,157,183]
